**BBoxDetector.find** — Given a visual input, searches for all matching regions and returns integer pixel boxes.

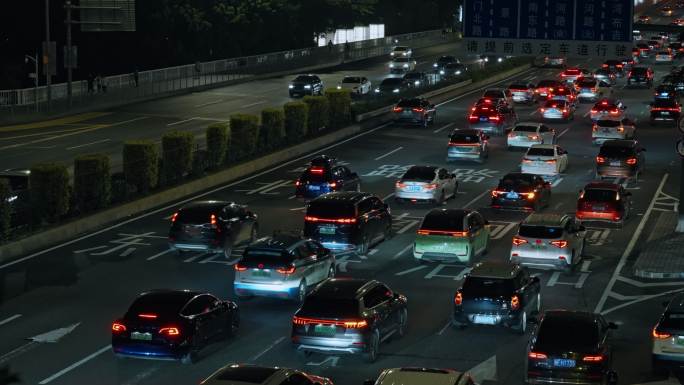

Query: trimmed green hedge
[230,114,260,161]
[303,96,329,132]
[161,130,195,185]
[206,122,229,168]
[0,180,10,242]
[29,162,70,224]
[284,101,308,143]
[74,153,111,213]
[325,89,352,129]
[260,108,286,150]
[123,140,158,194]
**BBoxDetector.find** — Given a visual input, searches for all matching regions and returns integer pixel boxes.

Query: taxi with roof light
[394,165,458,205]
[295,155,361,199]
[590,99,626,122]
[510,213,585,273]
[491,172,552,211]
[201,364,334,385]
[413,208,489,265]
[452,261,541,334]
[364,367,477,385]
[291,278,407,363]
[233,234,335,302]
[520,144,568,177]
[507,122,556,149]
[592,118,636,145]
[447,128,489,163]
[112,290,239,364]
[576,182,632,227]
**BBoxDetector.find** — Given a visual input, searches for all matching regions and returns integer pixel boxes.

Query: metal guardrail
[0,29,454,118]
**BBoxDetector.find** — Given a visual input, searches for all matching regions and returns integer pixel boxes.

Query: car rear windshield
[215,367,279,383]
[242,249,293,264]
[126,293,191,317]
[176,206,221,224]
[483,90,503,98]
[536,317,598,351]
[420,212,466,232]
[519,225,564,239]
[599,145,635,158]
[526,147,554,156]
[653,99,678,108]
[450,133,480,143]
[583,189,617,202]
[397,99,422,107]
[342,77,361,83]
[660,312,684,330]
[597,120,621,127]
[631,68,648,74]
[299,297,360,318]
[577,80,596,87]
[402,166,436,181]
[462,277,514,298]
[499,176,533,190]
[514,125,538,132]
[306,201,356,219]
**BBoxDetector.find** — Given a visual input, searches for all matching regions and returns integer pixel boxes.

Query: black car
[374,77,409,95]
[526,310,618,385]
[291,278,408,363]
[0,168,30,225]
[491,173,551,211]
[168,201,258,257]
[596,140,646,180]
[602,60,624,76]
[304,192,392,255]
[112,290,239,364]
[289,74,324,97]
[650,98,681,125]
[662,74,684,92]
[453,261,541,334]
[295,156,361,199]
[653,84,679,101]
[441,63,468,79]
[627,66,654,87]
[433,55,458,71]
[392,98,437,127]
[403,71,430,88]
[201,364,334,385]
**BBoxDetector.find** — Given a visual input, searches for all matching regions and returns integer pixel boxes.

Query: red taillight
[328,182,337,189]
[171,212,178,222]
[617,126,624,133]
[393,107,403,113]
[343,320,368,328]
[511,295,520,310]
[609,109,619,115]
[159,326,180,337]
[653,327,672,339]
[601,100,608,105]
[468,115,479,122]
[310,167,324,174]
[540,108,545,112]
[424,183,438,190]
[626,157,637,165]
[550,240,568,248]
[592,124,598,132]
[138,313,158,319]
[412,108,424,113]
[304,216,357,224]
[596,156,606,163]
[545,159,557,164]
[454,292,463,305]
[512,236,528,246]
[293,316,368,329]
[234,263,247,271]
[491,189,506,197]
[590,109,597,113]
[489,115,500,121]
[277,265,296,274]
[293,316,308,325]
[583,355,604,362]
[112,322,126,333]
[210,214,217,227]
[562,109,568,113]
[528,352,548,360]
[395,181,406,188]
[417,229,468,237]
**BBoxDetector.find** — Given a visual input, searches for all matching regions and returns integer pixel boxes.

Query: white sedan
[521,144,568,177]
[390,46,412,57]
[507,122,557,150]
[336,76,372,95]
[389,57,417,72]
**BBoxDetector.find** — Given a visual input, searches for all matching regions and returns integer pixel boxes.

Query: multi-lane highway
[0,51,682,384]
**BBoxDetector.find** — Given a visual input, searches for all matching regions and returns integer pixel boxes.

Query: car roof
[601,139,637,148]
[248,234,304,251]
[406,165,438,173]
[522,213,569,226]
[201,364,285,385]
[309,191,372,204]
[469,260,521,279]
[378,368,464,385]
[584,182,620,191]
[312,278,375,298]
[425,208,472,221]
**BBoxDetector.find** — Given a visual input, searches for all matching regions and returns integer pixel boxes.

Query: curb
[0,62,533,265]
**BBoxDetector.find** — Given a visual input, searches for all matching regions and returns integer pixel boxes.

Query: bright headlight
[391,52,395,56]
[304,85,311,89]
[433,63,438,67]
[389,63,394,68]
[414,80,420,85]
[288,84,294,89]
[336,85,342,89]
[455,70,462,75]
[7,195,17,203]
[402,52,407,56]
[374,88,380,93]
[440,70,445,75]
[403,64,409,68]
[393,88,400,93]
[497,57,503,62]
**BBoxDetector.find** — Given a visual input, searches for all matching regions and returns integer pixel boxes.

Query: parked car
[510,213,585,273]
[491,173,552,211]
[413,208,489,265]
[337,76,371,95]
[447,128,490,163]
[453,261,541,334]
[289,74,324,97]
[394,165,457,205]
[291,278,408,362]
[392,97,437,127]
[592,118,636,145]
[295,155,361,199]
[595,139,646,180]
[233,234,335,302]
[520,144,568,177]
[201,365,334,385]
[168,201,258,258]
[575,182,632,227]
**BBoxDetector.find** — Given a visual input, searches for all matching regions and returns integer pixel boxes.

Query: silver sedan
[395,165,458,205]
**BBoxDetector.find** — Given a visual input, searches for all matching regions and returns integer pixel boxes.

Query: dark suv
[392,98,437,127]
[576,182,632,226]
[453,261,541,334]
[627,67,654,87]
[304,192,392,255]
[168,201,258,257]
[295,156,361,199]
[650,98,681,125]
[291,278,408,363]
[289,74,324,97]
[491,173,552,211]
[526,310,618,385]
[595,140,646,180]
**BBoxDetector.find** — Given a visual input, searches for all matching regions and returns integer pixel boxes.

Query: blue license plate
[553,358,576,368]
[307,185,320,191]
[406,185,421,192]
[506,192,519,199]
[479,116,488,122]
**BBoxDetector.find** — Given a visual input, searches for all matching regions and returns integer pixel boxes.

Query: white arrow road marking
[395,265,427,276]
[469,355,497,382]
[0,322,81,365]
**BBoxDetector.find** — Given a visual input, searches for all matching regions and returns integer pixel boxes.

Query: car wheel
[514,311,527,335]
[397,309,408,338]
[297,280,307,303]
[328,264,336,278]
[363,330,380,363]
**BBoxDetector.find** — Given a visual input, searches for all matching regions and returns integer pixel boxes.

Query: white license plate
[130,332,152,341]
[662,111,671,115]
[610,161,621,166]
[473,315,498,325]
[319,226,336,235]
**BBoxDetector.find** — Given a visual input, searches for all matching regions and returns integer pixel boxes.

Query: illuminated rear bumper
[233,281,299,299]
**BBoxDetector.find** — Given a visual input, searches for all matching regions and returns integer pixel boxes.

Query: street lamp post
[25,53,39,112]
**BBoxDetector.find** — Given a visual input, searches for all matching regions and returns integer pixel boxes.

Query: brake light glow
[138,314,158,319]
[112,322,127,332]
[277,265,296,274]
[417,229,469,237]
[310,167,324,174]
[449,142,480,146]
[293,316,368,328]
[512,236,528,246]
[210,214,217,226]
[343,320,368,328]
[583,355,604,362]
[526,192,536,199]
[550,240,568,248]
[234,263,247,271]
[609,109,619,115]
[328,182,337,188]
[491,189,506,197]
[396,181,406,188]
[596,156,606,163]
[626,157,637,165]
[511,295,520,310]
[412,108,424,113]
[653,327,672,339]
[159,327,180,336]
[304,216,357,224]
[545,159,557,164]
[489,115,500,121]
[454,292,462,305]
[590,109,597,113]
[295,180,301,186]
[522,158,532,163]
[424,183,438,190]
[171,212,178,222]
[601,100,608,105]
[617,126,624,133]
[393,107,403,113]
[529,352,548,360]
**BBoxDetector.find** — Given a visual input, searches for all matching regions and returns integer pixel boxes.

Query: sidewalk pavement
[633,211,684,279]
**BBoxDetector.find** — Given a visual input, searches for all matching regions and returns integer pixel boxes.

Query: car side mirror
[608,322,618,330]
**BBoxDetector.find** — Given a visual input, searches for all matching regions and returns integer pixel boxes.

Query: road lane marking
[289,206,306,211]
[375,146,403,161]
[0,314,21,327]
[551,177,563,187]
[368,249,379,256]
[392,244,413,259]
[547,272,560,286]
[0,122,395,271]
[66,139,110,150]
[583,110,591,117]
[437,319,452,335]
[167,117,198,126]
[382,192,395,201]
[183,253,206,263]
[38,344,111,384]
[194,99,222,108]
[250,336,285,361]
[146,249,174,261]
[433,122,454,133]
[464,189,491,209]
[241,100,266,109]
[397,220,419,234]
[73,246,107,254]
[557,128,570,138]
[395,265,427,276]
[595,173,669,314]
[528,109,537,116]
[490,222,517,240]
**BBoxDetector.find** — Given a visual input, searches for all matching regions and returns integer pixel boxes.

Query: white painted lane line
[557,127,570,138]
[146,249,174,261]
[183,253,206,263]
[437,319,452,335]
[595,173,669,314]
[73,246,107,254]
[66,139,110,150]
[375,146,403,161]
[551,177,563,187]
[250,336,285,361]
[583,110,591,118]
[0,122,394,271]
[395,265,427,276]
[368,249,379,256]
[240,100,266,109]
[119,248,135,257]
[463,189,491,209]
[382,192,395,201]
[547,272,560,287]
[194,99,222,108]
[528,109,538,116]
[38,345,111,384]
[289,206,306,211]
[0,314,21,327]
[166,117,198,126]
[397,220,419,234]
[433,122,454,133]
[392,244,413,259]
